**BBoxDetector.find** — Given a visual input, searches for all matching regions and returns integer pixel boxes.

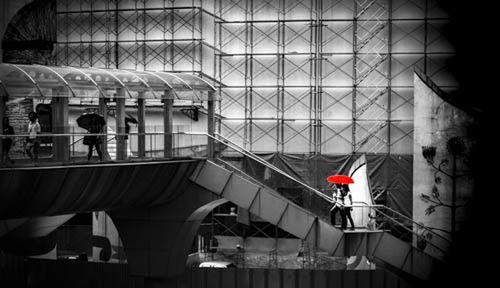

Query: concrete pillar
[92,211,123,262]
[109,182,225,282]
[207,91,215,159]
[98,96,108,158]
[51,89,69,163]
[115,88,127,160]
[137,94,146,158]
[163,90,173,158]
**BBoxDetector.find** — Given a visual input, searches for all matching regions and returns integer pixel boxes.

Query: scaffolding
[54,0,457,155]
[55,0,208,73]
[214,0,456,154]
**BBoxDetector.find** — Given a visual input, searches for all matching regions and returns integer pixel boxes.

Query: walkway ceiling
[0,63,217,101]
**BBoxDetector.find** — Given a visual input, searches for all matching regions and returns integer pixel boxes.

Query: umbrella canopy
[76,113,105,131]
[327,175,354,184]
[125,113,138,124]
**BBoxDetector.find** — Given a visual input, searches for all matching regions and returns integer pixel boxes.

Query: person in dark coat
[329,184,342,227]
[2,116,15,164]
[83,117,104,161]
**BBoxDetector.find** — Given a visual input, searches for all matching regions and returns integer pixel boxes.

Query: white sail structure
[348,154,375,228]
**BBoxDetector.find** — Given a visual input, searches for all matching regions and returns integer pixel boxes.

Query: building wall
[412,72,475,259]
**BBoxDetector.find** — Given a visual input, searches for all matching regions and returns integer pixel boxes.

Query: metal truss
[56,0,205,74]
[50,0,457,260]
[215,0,316,152]
[55,0,456,155]
[352,0,390,153]
[204,202,295,260]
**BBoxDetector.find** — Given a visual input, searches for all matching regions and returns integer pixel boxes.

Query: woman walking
[25,112,41,164]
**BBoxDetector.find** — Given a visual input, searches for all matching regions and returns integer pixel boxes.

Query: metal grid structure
[215,0,456,154]
[55,0,212,74]
[55,0,457,155]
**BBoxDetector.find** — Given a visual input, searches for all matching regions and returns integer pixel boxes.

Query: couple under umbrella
[77,112,137,161]
[327,175,355,230]
[77,112,105,161]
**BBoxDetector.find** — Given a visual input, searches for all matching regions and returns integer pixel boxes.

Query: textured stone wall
[5,99,34,159]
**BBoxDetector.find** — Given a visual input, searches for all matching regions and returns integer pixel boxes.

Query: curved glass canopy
[0,63,217,100]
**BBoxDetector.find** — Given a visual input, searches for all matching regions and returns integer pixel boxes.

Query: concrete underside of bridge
[0,160,227,283]
[0,162,226,288]
[1,160,439,287]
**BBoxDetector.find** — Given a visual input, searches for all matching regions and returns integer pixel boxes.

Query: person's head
[28,112,38,122]
[2,116,9,126]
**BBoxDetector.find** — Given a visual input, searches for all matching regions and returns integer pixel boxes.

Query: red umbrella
[327,175,354,184]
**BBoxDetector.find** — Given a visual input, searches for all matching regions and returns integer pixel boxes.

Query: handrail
[373,207,448,255]
[352,201,451,244]
[193,132,334,203]
[213,132,334,202]
[198,132,451,251]
[3,130,450,253]
[8,132,172,137]
[70,134,116,147]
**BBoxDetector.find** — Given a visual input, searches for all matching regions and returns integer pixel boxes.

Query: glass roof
[0,64,216,100]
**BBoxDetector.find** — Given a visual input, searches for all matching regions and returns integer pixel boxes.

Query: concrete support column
[115,88,126,160]
[98,96,108,159]
[51,91,69,163]
[109,182,225,282]
[92,211,122,262]
[207,91,215,159]
[163,90,173,158]
[137,94,146,158]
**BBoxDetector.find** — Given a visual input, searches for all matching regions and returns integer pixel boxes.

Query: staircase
[189,133,445,281]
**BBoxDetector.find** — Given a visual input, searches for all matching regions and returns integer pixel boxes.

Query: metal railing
[0,131,210,166]
[202,132,451,255]
[1,130,450,255]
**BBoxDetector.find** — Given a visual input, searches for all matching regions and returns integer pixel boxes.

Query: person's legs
[87,144,94,160]
[340,208,347,230]
[26,142,34,160]
[6,148,13,164]
[33,141,39,162]
[330,206,340,226]
[5,144,13,163]
[330,207,336,226]
[1,145,6,164]
[95,143,103,161]
[2,141,12,163]
[346,209,355,230]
